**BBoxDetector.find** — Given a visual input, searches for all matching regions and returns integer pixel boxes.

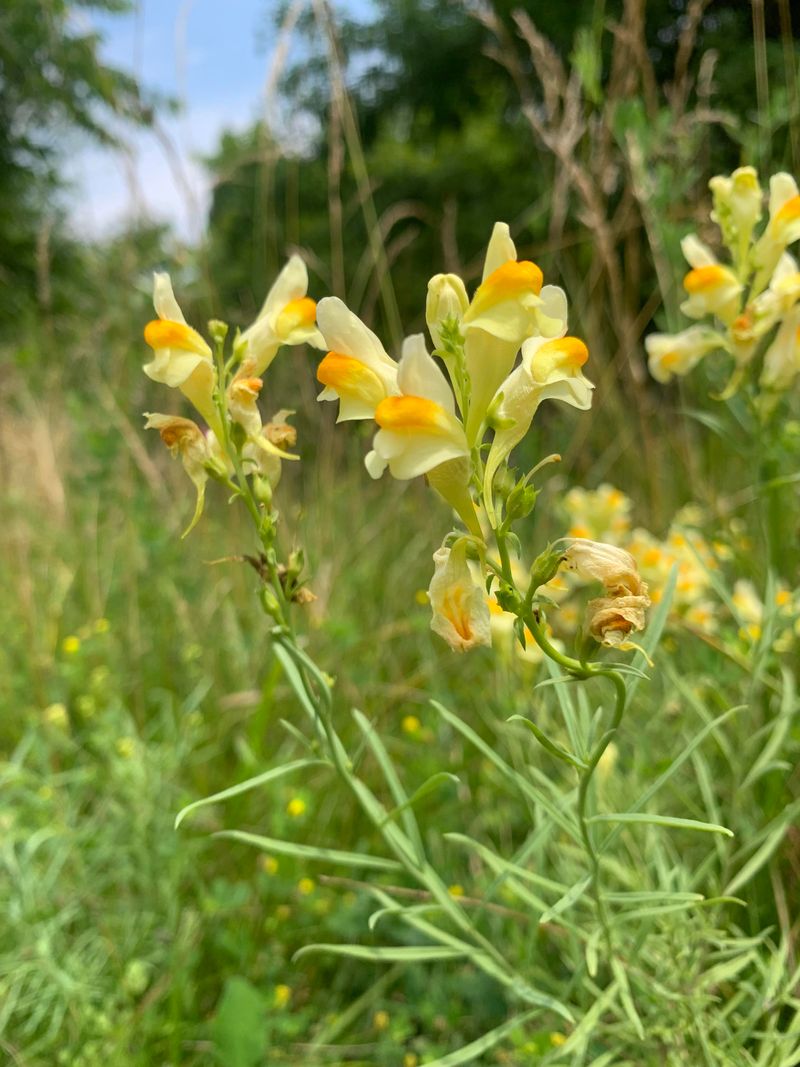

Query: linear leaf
[292,944,467,963]
[589,813,733,837]
[175,759,328,829]
[416,1009,542,1067]
[625,563,676,700]
[214,829,403,871]
[539,876,591,924]
[507,715,588,770]
[431,700,580,841]
[353,708,425,861]
[380,772,460,827]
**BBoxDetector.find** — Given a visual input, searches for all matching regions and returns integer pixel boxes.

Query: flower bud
[426,274,469,350]
[709,166,763,248]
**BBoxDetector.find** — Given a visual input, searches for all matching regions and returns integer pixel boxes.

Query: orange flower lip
[467,260,544,319]
[775,194,800,225]
[317,350,383,392]
[374,395,448,432]
[538,336,589,367]
[683,266,729,293]
[277,296,317,333]
[144,318,210,355]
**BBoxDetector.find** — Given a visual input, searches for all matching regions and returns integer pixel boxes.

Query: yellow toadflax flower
[460,222,566,441]
[563,539,646,598]
[645,325,722,383]
[679,235,742,325]
[363,335,480,536]
[585,594,649,647]
[760,305,800,390]
[144,273,219,434]
[428,540,492,652]
[237,255,324,376]
[483,335,593,522]
[754,173,800,283]
[144,413,214,537]
[563,538,650,648]
[315,297,399,421]
[365,335,468,480]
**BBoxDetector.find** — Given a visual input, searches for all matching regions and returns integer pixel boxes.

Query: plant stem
[523,611,627,957]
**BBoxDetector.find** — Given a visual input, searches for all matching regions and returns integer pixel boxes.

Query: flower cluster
[141,258,323,534]
[316,221,614,652]
[645,167,800,395]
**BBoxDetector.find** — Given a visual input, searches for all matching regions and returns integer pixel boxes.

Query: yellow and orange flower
[428,540,491,652]
[315,297,399,421]
[143,274,219,433]
[482,334,593,523]
[238,255,323,375]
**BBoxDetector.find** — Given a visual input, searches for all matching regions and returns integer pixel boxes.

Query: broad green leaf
[209,977,267,1067]
[215,829,403,871]
[175,758,328,829]
[589,813,733,836]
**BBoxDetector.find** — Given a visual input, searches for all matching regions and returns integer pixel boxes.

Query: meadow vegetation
[2,2,800,1065]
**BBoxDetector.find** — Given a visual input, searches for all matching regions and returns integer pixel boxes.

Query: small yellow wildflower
[297,877,315,896]
[776,588,792,608]
[43,702,68,729]
[261,856,279,876]
[403,1054,419,1067]
[93,618,111,634]
[550,1032,567,1047]
[273,984,292,1009]
[401,715,421,735]
[275,904,292,921]
[373,1010,390,1031]
[116,737,135,759]
[286,797,307,818]
[62,635,81,655]
[448,884,465,898]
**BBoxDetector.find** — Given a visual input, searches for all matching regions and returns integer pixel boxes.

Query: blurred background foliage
[2,1,800,1064]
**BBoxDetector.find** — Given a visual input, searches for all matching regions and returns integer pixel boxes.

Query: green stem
[522,611,626,958]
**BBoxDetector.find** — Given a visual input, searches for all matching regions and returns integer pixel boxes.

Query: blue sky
[66,1,367,239]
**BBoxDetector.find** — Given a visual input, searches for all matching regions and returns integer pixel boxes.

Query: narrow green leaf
[589,813,733,837]
[508,715,588,770]
[415,1009,542,1067]
[611,957,644,1040]
[625,563,676,700]
[214,829,403,871]
[380,772,460,827]
[292,943,467,963]
[724,801,800,896]
[175,758,328,829]
[353,708,425,862]
[539,876,591,924]
[601,706,742,852]
[431,700,581,841]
